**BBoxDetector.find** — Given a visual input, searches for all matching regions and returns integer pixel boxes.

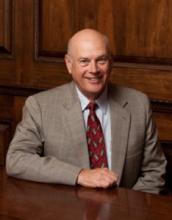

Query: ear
[64,54,72,75]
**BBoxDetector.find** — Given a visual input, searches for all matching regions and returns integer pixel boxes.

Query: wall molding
[151,99,172,113]
[0,85,42,97]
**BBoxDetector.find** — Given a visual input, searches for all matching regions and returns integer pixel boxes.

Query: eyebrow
[78,54,109,60]
[96,55,109,59]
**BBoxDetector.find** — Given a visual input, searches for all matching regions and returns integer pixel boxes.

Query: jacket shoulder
[23,83,74,111]
[34,83,72,99]
[109,84,149,105]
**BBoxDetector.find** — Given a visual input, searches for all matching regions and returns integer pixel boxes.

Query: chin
[80,84,106,99]
[87,89,104,100]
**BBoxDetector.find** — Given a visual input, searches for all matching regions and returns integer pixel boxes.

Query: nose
[90,61,98,73]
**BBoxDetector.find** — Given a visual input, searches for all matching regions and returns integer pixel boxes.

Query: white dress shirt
[76,86,112,169]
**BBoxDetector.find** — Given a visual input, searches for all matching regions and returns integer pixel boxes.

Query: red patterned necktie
[86,102,108,168]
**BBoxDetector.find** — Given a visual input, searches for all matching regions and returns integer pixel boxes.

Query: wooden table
[0,167,172,220]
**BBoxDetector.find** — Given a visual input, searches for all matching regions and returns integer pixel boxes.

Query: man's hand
[77,168,118,188]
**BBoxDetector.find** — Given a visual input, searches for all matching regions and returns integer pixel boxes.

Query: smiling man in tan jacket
[6,29,166,194]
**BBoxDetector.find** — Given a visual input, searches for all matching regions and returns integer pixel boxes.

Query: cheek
[71,68,84,81]
[75,67,87,77]
[101,68,110,78]
[99,63,110,73]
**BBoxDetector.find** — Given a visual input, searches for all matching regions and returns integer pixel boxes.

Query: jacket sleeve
[132,98,167,194]
[6,96,81,185]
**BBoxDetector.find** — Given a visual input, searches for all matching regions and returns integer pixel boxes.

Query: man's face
[65,36,112,100]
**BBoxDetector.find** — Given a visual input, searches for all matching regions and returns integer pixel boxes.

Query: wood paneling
[0,94,26,133]
[0,0,172,169]
[154,112,172,142]
[0,0,12,54]
[161,142,172,191]
[1,0,172,97]
[0,0,21,85]
[37,0,74,58]
[112,0,172,62]
[0,123,11,165]
[111,67,172,101]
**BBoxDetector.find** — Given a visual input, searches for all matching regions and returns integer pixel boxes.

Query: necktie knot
[87,102,98,112]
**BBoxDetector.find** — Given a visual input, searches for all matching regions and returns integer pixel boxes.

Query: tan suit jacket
[6,82,166,193]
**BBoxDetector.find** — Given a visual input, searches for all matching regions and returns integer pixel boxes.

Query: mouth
[85,76,103,83]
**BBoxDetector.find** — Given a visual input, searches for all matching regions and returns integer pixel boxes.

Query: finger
[100,169,118,182]
[96,178,112,188]
[96,173,116,188]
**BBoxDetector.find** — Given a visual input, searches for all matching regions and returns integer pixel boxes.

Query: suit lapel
[109,96,131,185]
[62,83,90,167]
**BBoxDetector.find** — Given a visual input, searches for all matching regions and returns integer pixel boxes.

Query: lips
[85,76,103,82]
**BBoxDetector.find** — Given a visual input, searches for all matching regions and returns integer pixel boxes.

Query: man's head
[65,29,112,101]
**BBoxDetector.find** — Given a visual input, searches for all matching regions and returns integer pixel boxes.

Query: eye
[79,58,90,67]
[97,56,109,65]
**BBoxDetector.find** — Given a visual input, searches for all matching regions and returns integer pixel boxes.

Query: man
[6,29,166,193]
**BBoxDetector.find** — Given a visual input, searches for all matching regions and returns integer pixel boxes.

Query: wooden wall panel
[38,0,74,57]
[154,112,172,142]
[0,0,12,54]
[0,123,11,165]
[111,67,172,101]
[162,142,172,190]
[0,0,22,85]
[0,94,26,165]
[111,0,172,62]
[35,0,172,61]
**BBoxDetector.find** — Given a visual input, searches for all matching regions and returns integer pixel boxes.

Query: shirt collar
[75,85,108,114]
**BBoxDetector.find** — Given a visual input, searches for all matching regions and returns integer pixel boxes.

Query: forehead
[70,35,109,58]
